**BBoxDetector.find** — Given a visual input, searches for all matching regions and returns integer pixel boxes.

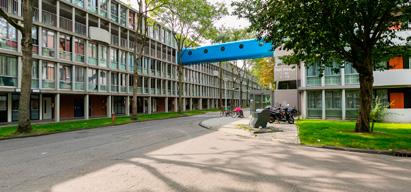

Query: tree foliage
[251,58,275,90]
[154,0,226,112]
[234,0,411,132]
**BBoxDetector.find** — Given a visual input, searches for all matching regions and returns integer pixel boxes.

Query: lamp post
[224,79,228,110]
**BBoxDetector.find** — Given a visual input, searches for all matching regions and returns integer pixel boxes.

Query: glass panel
[325,90,342,117]
[59,64,72,89]
[307,91,322,117]
[0,55,17,86]
[42,62,55,89]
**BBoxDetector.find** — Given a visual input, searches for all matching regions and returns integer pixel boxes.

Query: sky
[120,0,250,29]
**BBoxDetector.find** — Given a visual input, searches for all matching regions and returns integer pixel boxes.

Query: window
[32,60,39,89]
[119,50,126,70]
[307,91,322,117]
[99,45,107,67]
[111,2,118,22]
[32,27,39,54]
[325,90,342,117]
[88,0,97,13]
[42,29,56,57]
[88,68,97,91]
[59,64,72,89]
[110,48,118,69]
[99,0,108,17]
[0,18,17,50]
[99,70,107,91]
[59,34,72,60]
[324,62,341,86]
[344,62,359,85]
[0,55,17,86]
[42,62,55,89]
[120,6,127,27]
[75,38,85,62]
[111,72,118,92]
[88,42,97,65]
[129,11,135,29]
[75,67,85,90]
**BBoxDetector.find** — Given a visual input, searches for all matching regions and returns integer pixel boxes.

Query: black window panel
[278,81,297,90]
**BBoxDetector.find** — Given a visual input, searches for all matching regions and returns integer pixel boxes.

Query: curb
[198,119,256,138]
[304,145,411,157]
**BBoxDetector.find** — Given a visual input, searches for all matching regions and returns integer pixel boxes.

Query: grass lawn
[0,109,218,140]
[297,120,411,152]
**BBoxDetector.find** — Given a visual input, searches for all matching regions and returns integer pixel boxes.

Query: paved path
[1,113,410,192]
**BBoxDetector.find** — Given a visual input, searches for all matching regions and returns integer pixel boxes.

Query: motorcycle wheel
[288,116,295,124]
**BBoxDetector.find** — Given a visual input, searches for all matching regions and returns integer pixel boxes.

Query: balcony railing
[120,86,127,92]
[88,83,98,92]
[42,47,56,58]
[59,81,71,89]
[0,76,17,87]
[99,58,107,67]
[32,45,39,54]
[42,10,56,27]
[99,9,108,18]
[73,0,84,8]
[75,22,86,36]
[31,79,39,89]
[345,74,359,85]
[325,75,341,86]
[306,76,321,87]
[99,84,107,92]
[42,80,55,89]
[88,4,97,13]
[74,82,85,90]
[0,38,17,51]
[119,63,126,71]
[60,16,73,32]
[59,51,72,61]
[111,85,118,92]
[76,54,85,63]
[110,62,118,69]
[88,57,97,65]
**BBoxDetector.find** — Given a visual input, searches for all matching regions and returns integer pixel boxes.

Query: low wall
[384,109,411,123]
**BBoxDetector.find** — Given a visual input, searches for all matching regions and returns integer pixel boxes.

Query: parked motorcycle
[267,106,297,124]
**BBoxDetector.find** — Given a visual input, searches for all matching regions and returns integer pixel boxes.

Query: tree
[131,0,169,120]
[251,58,275,90]
[154,0,226,113]
[0,1,33,133]
[235,0,411,132]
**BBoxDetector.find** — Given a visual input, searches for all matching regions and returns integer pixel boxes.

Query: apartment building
[0,0,260,123]
[298,54,411,123]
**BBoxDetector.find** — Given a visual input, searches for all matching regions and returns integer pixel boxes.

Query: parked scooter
[267,106,297,124]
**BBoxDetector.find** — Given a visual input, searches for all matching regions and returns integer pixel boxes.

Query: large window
[99,70,107,91]
[75,67,85,90]
[0,18,17,50]
[32,60,39,89]
[0,55,17,87]
[306,63,321,87]
[325,90,342,117]
[32,27,39,54]
[119,73,127,92]
[88,42,97,65]
[344,62,359,85]
[75,38,85,63]
[42,62,55,89]
[59,34,72,60]
[88,68,97,91]
[111,2,118,23]
[99,45,107,67]
[111,72,118,92]
[119,50,126,70]
[120,6,127,27]
[87,0,97,13]
[324,62,341,86]
[110,48,118,69]
[346,90,359,118]
[42,29,56,57]
[59,64,72,89]
[307,91,322,118]
[99,0,108,18]
[128,11,135,29]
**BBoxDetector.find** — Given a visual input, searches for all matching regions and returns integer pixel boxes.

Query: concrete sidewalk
[200,111,300,144]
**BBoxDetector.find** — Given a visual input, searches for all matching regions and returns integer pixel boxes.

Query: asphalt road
[1,113,410,192]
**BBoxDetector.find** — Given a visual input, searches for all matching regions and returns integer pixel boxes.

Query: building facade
[298,55,411,123]
[0,0,260,123]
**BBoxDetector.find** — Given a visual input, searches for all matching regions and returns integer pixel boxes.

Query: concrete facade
[0,0,261,123]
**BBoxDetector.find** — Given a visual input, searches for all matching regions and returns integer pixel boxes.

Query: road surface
[0,113,410,192]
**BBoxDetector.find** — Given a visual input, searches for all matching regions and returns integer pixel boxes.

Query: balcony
[76,54,85,63]
[88,57,97,65]
[88,83,98,92]
[0,38,17,51]
[374,69,411,87]
[345,74,359,85]
[60,16,73,32]
[111,85,118,92]
[59,81,71,89]
[306,76,321,87]
[74,82,85,90]
[42,80,55,89]
[99,58,107,67]
[324,75,341,86]
[99,9,107,18]
[110,61,118,69]
[59,51,72,61]
[31,79,39,89]
[42,10,56,27]
[75,22,86,36]
[42,47,56,58]
[99,84,107,92]
[120,86,127,93]
[119,63,126,71]
[0,76,17,87]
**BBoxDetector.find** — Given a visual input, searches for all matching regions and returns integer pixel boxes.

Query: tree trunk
[219,62,223,110]
[17,0,33,133]
[355,60,374,133]
[177,63,183,113]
